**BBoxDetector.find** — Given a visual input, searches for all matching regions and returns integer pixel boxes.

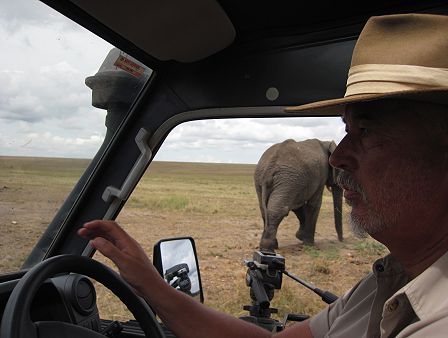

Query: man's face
[330,99,446,238]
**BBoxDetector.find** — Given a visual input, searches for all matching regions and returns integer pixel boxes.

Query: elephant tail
[261,178,272,228]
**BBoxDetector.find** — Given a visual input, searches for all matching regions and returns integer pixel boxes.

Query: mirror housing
[153,237,204,303]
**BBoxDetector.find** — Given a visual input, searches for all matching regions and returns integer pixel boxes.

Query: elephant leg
[293,207,306,241]
[259,202,289,251]
[298,190,324,245]
[260,226,279,251]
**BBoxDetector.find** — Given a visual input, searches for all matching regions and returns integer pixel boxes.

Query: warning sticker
[113,54,145,78]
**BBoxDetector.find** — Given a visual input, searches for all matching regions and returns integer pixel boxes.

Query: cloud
[161,118,344,146]
[0,67,93,123]
[0,115,106,158]
[155,117,345,163]
[0,0,52,33]
[0,0,83,34]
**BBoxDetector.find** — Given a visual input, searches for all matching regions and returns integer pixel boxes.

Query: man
[79,13,448,337]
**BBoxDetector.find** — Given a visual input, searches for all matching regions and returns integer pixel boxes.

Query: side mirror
[153,237,204,303]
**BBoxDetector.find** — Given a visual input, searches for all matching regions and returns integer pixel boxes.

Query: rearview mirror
[153,237,204,303]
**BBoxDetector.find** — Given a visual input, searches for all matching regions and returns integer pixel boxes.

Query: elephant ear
[328,141,337,155]
[326,141,338,189]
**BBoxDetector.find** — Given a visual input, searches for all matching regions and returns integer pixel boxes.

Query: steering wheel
[0,254,166,338]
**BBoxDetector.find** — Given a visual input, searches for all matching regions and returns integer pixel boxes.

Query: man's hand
[78,220,161,294]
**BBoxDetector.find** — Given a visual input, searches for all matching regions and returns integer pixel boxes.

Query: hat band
[345,64,448,97]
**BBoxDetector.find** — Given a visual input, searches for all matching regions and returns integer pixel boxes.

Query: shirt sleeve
[309,277,368,338]
[309,295,348,337]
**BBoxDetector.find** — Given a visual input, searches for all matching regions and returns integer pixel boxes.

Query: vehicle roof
[40,0,448,116]
[43,0,447,67]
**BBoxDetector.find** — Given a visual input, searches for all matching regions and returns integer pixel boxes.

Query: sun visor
[70,0,236,63]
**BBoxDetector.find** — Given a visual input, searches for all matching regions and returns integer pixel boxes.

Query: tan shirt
[310,251,448,338]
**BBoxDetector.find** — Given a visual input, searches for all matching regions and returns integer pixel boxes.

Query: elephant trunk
[331,185,343,241]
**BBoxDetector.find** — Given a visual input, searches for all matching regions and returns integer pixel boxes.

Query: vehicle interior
[1,0,448,337]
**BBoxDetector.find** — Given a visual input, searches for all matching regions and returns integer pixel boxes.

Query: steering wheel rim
[0,254,165,338]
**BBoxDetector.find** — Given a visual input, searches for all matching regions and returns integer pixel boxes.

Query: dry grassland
[0,156,388,324]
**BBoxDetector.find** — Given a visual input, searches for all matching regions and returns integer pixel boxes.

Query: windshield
[0,0,150,274]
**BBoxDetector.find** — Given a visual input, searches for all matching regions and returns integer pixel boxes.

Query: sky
[0,0,346,164]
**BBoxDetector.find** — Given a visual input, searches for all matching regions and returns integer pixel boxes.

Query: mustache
[335,170,364,195]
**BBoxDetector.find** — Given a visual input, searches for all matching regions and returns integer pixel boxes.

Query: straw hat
[285,13,448,115]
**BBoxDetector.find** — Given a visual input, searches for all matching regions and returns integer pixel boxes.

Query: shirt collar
[372,254,406,278]
[389,250,448,320]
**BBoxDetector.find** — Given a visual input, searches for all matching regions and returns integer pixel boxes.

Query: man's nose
[329,134,357,172]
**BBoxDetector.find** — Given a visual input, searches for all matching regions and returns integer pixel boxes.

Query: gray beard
[348,211,386,239]
[336,170,388,238]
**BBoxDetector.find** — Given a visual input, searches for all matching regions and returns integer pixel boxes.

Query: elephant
[254,138,343,250]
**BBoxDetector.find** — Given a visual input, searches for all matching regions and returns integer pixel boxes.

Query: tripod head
[164,263,192,294]
[240,251,285,332]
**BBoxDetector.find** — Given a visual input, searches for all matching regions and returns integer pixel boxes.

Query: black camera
[164,263,192,294]
[246,251,285,290]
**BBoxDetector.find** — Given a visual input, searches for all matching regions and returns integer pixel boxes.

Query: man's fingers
[83,220,124,237]
[90,237,125,266]
[77,227,98,239]
[78,220,133,249]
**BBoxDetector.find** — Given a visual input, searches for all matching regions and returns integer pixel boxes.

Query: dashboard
[0,274,100,332]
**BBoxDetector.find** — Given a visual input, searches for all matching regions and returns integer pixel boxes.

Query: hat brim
[284,87,448,116]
